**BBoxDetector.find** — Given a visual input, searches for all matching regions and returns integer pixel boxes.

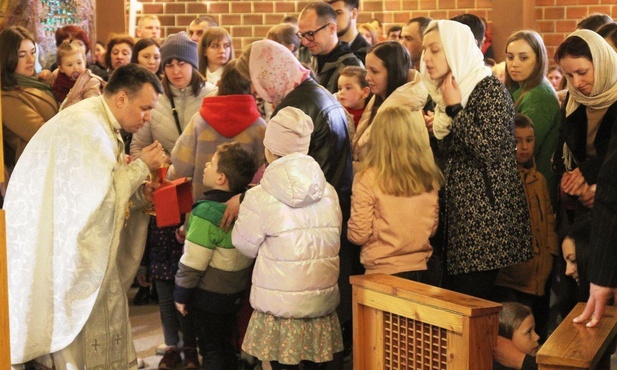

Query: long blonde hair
[358,106,443,197]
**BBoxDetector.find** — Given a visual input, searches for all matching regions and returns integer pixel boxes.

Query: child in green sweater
[174,142,257,369]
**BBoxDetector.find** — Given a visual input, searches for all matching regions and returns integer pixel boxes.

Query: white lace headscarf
[561,29,617,116]
[420,20,492,139]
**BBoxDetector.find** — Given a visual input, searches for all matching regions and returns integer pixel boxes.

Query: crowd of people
[2,2,617,370]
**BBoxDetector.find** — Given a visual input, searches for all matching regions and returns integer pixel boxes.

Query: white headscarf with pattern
[420,20,492,139]
[562,29,617,116]
[248,39,311,107]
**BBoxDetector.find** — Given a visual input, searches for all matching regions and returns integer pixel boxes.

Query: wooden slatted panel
[384,311,447,369]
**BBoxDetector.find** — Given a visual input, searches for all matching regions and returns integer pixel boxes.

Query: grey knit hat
[160,31,199,70]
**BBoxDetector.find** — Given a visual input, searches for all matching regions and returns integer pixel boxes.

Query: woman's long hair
[358,106,443,197]
[366,41,411,121]
[198,26,234,77]
[504,30,550,107]
[0,26,36,90]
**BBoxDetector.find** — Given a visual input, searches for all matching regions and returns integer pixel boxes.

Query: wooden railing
[537,303,617,370]
[351,274,502,370]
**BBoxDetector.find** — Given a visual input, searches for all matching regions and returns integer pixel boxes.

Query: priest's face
[117,83,159,133]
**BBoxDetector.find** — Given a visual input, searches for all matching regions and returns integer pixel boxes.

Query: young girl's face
[338,75,369,110]
[205,37,231,71]
[137,44,161,74]
[506,39,537,83]
[562,236,579,283]
[59,52,86,80]
[365,52,388,99]
[15,39,36,77]
[422,30,450,81]
[512,314,540,356]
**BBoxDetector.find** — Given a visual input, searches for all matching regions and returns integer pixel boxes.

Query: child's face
[338,75,369,110]
[59,52,86,80]
[202,152,222,189]
[562,236,579,283]
[511,314,540,356]
[514,126,535,165]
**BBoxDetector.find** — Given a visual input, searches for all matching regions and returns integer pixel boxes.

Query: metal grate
[384,312,448,369]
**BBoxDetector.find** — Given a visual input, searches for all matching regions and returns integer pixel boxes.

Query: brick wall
[135,0,492,54]
[132,0,616,61]
[535,1,617,60]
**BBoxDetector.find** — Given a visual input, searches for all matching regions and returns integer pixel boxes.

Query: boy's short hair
[339,66,369,88]
[216,142,257,193]
[498,302,532,340]
[514,113,535,131]
[56,39,87,66]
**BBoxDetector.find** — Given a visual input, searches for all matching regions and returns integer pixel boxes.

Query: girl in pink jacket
[348,106,443,281]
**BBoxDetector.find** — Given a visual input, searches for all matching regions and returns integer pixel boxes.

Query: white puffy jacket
[232,153,342,319]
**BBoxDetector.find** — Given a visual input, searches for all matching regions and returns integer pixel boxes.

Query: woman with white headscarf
[553,29,617,216]
[421,20,532,299]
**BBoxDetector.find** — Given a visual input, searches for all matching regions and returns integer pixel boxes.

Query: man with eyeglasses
[298,1,362,94]
[325,0,369,63]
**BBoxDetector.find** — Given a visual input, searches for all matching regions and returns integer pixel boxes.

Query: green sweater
[511,80,561,208]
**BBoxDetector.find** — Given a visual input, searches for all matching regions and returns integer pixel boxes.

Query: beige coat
[348,168,439,275]
[2,86,58,170]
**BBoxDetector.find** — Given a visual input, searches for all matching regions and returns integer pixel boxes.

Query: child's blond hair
[498,302,533,340]
[56,39,86,67]
[358,106,443,197]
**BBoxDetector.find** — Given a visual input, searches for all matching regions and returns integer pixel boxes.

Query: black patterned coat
[442,76,533,275]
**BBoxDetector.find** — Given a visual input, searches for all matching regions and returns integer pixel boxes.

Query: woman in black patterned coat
[421,20,533,299]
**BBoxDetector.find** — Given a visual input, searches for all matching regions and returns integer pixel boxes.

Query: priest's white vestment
[5,96,150,368]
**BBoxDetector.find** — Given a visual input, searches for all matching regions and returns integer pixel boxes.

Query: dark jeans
[155,279,196,348]
[189,306,238,370]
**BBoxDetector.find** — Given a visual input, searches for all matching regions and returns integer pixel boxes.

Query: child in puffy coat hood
[232,107,344,369]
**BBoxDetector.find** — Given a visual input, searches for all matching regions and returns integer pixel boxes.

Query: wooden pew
[351,274,502,370]
[537,303,617,370]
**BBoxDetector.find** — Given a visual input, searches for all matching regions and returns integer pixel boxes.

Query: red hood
[199,95,261,138]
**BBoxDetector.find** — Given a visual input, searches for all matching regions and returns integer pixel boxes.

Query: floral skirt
[242,310,343,365]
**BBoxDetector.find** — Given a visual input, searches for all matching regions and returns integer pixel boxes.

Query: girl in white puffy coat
[232,107,344,370]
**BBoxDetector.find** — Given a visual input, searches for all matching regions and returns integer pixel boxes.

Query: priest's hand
[142,180,162,203]
[140,140,167,170]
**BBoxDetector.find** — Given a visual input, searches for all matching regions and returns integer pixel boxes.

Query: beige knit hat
[263,107,314,156]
